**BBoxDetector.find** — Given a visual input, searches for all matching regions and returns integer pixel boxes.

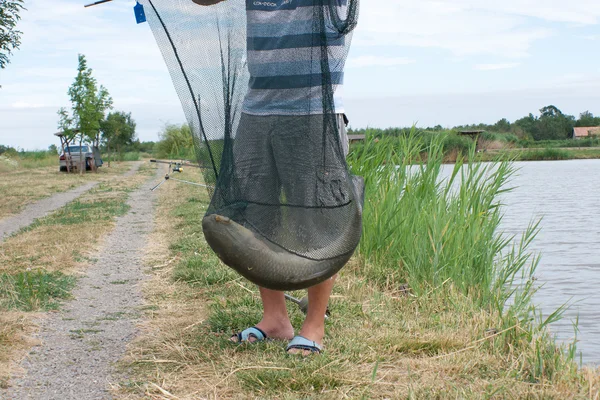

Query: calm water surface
[495,159,599,365]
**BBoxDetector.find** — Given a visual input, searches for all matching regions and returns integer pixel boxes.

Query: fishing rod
[84,0,114,7]
[84,0,147,24]
[150,159,214,191]
[150,159,207,172]
[284,294,330,319]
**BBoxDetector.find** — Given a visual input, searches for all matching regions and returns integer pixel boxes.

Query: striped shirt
[242,0,346,116]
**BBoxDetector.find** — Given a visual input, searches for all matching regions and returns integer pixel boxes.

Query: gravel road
[0,163,142,244]
[4,164,162,399]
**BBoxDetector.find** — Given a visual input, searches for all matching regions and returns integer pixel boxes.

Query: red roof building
[573,127,600,139]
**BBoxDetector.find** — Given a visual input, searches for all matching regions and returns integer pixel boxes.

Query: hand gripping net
[141,0,362,290]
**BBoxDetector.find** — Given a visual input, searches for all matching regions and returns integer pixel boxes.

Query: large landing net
[141,0,362,290]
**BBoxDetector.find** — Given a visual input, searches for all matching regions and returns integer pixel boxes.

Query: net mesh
[141,0,362,286]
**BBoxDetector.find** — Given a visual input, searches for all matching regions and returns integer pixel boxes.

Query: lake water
[493,159,599,365]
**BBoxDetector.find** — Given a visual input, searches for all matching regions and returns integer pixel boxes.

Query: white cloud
[469,0,600,25]
[474,63,521,71]
[354,0,600,58]
[347,56,415,68]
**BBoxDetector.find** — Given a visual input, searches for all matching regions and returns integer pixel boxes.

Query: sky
[1,0,600,150]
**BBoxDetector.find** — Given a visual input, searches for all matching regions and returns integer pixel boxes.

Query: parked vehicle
[59,145,103,172]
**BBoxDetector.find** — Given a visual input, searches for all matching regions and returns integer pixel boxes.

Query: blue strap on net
[134,2,146,24]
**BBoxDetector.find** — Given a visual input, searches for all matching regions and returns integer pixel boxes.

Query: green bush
[441,133,472,154]
[521,148,571,161]
[120,152,140,161]
[155,123,195,159]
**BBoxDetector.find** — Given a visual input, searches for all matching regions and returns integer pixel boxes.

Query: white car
[59,145,103,172]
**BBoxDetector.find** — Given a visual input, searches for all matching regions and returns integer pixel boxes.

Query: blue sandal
[231,326,268,343]
[286,335,323,354]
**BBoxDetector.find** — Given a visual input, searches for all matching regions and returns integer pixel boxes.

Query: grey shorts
[233,113,350,207]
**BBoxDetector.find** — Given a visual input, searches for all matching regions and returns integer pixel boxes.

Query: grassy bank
[114,137,598,399]
[482,147,600,162]
[350,129,600,163]
[0,161,134,220]
[0,162,157,387]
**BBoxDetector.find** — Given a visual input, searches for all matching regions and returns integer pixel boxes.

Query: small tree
[101,111,137,165]
[576,111,600,128]
[537,105,575,141]
[58,54,113,173]
[0,0,25,70]
[156,123,194,159]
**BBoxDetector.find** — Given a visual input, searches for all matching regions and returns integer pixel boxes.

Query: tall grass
[347,132,582,380]
[347,132,534,304]
[0,151,57,171]
[352,130,473,159]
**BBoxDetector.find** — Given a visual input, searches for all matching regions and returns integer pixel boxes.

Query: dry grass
[0,163,154,276]
[0,312,38,389]
[0,161,158,385]
[114,171,600,399]
[0,162,133,220]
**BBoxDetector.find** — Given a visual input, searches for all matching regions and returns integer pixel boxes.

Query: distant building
[459,130,485,150]
[459,130,485,138]
[573,127,600,140]
[348,134,365,144]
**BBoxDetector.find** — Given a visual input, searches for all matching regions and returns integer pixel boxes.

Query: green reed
[347,132,539,308]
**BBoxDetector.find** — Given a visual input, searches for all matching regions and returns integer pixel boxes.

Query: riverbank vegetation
[351,105,600,143]
[347,105,600,162]
[349,128,600,163]
[114,134,599,398]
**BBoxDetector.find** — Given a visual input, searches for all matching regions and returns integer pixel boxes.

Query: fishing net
[141,0,362,290]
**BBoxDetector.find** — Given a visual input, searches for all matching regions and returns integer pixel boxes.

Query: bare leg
[288,275,337,354]
[231,287,294,342]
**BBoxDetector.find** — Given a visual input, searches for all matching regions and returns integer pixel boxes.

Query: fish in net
[140,0,362,290]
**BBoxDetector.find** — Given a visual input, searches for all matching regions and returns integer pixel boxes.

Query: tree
[537,105,575,141]
[493,118,511,133]
[58,54,113,173]
[576,111,600,128]
[0,0,25,69]
[101,111,137,165]
[156,123,194,159]
[514,113,538,140]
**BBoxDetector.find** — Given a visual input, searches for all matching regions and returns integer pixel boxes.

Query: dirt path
[5,164,162,399]
[0,163,142,244]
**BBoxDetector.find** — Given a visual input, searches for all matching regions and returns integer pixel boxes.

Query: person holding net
[191,0,357,355]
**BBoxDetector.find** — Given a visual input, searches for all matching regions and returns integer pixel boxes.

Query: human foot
[230,321,294,343]
[286,335,323,355]
[286,325,324,355]
[230,327,268,344]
